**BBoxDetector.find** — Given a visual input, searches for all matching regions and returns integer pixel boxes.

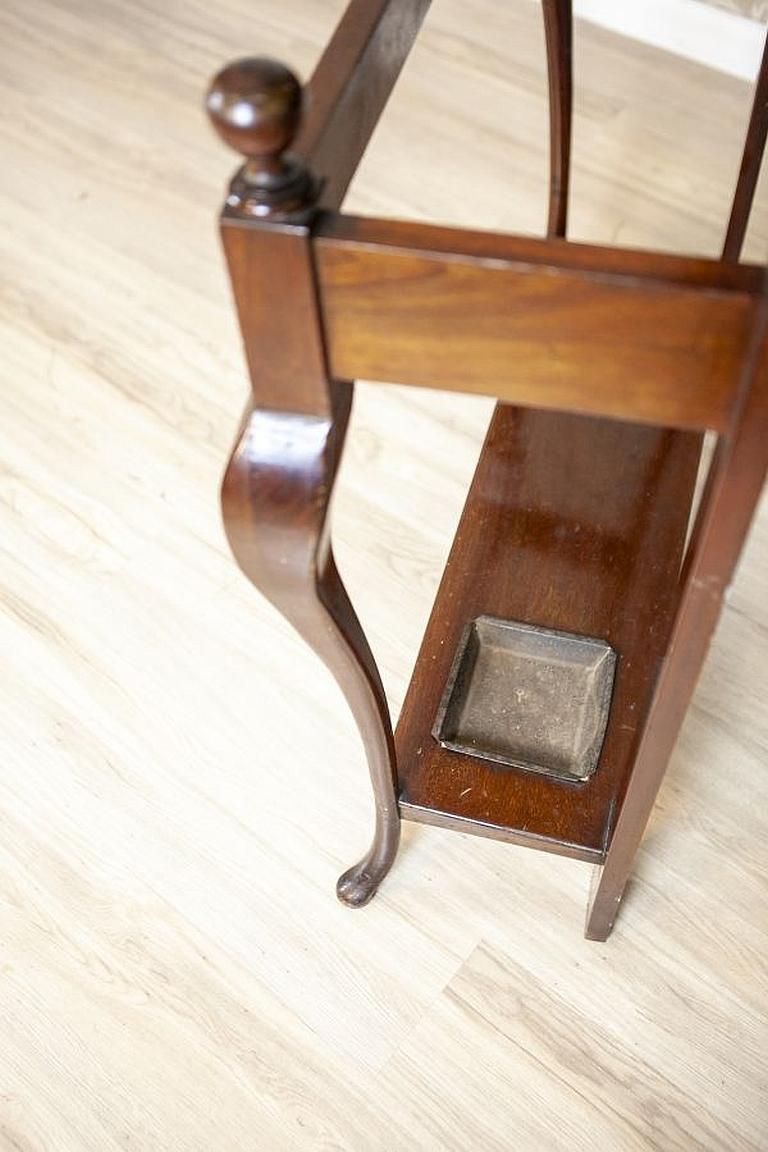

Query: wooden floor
[1,1,767,1148]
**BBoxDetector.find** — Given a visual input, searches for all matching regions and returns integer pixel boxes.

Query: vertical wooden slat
[542,0,573,239]
[722,32,768,263]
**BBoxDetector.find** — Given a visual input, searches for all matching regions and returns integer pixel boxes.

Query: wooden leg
[207,61,401,907]
[722,31,768,263]
[221,389,400,906]
[586,306,768,940]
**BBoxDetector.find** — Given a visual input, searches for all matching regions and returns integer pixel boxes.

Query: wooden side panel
[315,219,759,431]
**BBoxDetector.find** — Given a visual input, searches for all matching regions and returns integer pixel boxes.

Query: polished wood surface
[317,212,766,288]
[543,0,573,237]
[315,215,761,431]
[221,389,401,907]
[294,0,432,210]
[587,291,768,938]
[397,410,702,858]
[222,224,327,412]
[722,30,768,260]
[211,0,767,944]
[2,0,767,1146]
[207,59,316,220]
[210,63,401,904]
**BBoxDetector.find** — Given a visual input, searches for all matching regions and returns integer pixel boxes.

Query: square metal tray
[433,616,617,782]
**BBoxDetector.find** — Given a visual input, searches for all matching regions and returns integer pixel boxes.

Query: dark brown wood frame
[206,3,768,937]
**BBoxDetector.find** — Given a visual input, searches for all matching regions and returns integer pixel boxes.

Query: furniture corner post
[206,58,401,907]
[585,295,768,941]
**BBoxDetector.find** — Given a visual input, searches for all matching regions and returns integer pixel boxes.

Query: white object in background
[573,0,765,82]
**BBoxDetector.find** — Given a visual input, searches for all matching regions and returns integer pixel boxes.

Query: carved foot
[336,809,400,908]
[336,863,381,908]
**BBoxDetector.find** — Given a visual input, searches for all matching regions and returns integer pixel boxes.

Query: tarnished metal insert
[433,616,616,782]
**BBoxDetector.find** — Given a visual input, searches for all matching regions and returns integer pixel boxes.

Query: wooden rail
[315,214,764,432]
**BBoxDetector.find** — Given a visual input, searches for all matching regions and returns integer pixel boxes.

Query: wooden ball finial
[206,57,314,218]
[206,58,301,163]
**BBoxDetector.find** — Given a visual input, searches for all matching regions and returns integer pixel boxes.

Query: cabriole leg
[208,58,401,906]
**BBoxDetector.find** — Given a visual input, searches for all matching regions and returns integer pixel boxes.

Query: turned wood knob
[206,57,315,218]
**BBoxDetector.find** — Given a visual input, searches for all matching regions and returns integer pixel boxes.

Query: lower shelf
[395,404,702,861]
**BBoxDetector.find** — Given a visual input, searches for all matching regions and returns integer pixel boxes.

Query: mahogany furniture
[206,3,768,940]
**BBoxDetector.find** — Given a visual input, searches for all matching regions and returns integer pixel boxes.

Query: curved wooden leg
[320,548,401,906]
[208,61,402,907]
[221,385,400,907]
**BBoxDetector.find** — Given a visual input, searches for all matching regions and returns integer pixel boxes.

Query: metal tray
[433,616,617,782]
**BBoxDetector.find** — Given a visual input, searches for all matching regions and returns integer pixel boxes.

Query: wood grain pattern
[1,0,767,1147]
[587,292,768,939]
[218,210,400,907]
[222,222,329,412]
[397,409,702,858]
[315,216,761,431]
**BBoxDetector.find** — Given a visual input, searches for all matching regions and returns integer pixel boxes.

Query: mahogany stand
[206,4,768,939]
